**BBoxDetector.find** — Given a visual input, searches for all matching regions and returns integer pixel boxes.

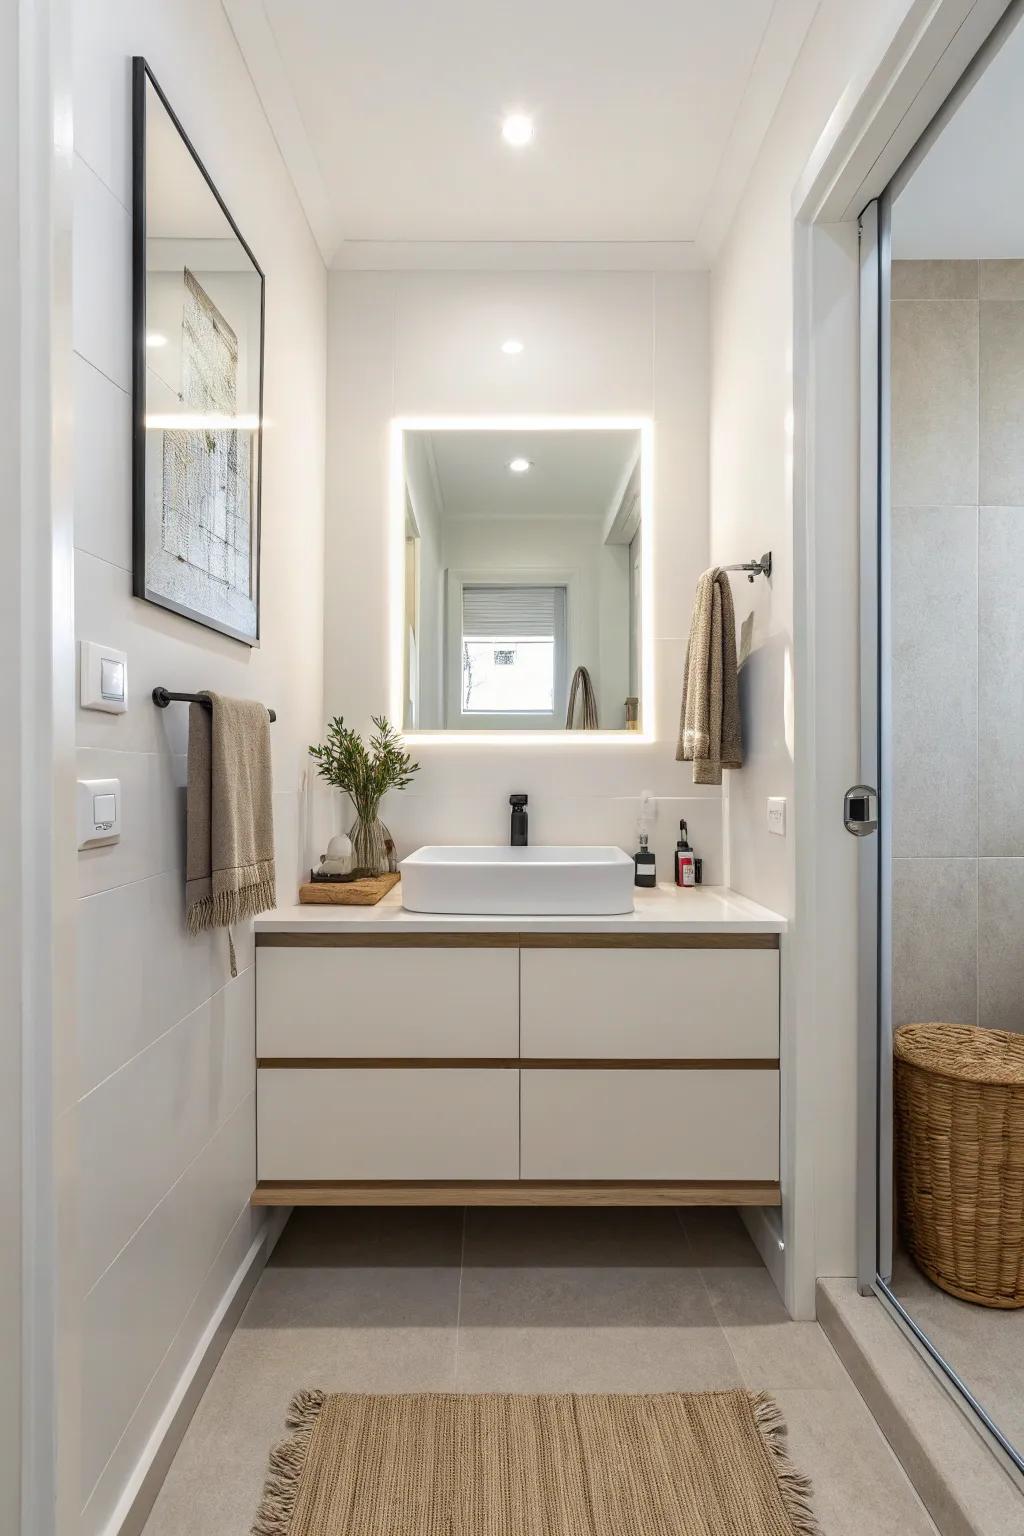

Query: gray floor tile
[681,1209,848,1390]
[267,1204,464,1268]
[890,1248,1024,1449]
[462,1204,699,1268]
[142,1207,941,1536]
[454,1322,742,1393]
[677,1206,764,1267]
[775,1387,940,1536]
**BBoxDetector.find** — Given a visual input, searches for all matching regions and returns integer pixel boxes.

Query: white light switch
[766,797,787,837]
[93,793,116,827]
[77,778,121,849]
[80,640,128,713]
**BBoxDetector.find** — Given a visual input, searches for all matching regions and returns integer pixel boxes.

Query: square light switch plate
[80,640,128,713]
[766,797,787,836]
[77,778,121,849]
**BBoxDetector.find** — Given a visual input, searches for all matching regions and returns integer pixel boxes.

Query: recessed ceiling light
[145,331,168,348]
[501,338,524,355]
[501,113,534,148]
[508,457,532,474]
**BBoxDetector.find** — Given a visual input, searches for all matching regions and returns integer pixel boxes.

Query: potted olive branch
[309,715,419,876]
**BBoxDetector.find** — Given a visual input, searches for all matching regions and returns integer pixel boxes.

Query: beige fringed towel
[566,665,599,729]
[186,693,275,976]
[676,567,742,785]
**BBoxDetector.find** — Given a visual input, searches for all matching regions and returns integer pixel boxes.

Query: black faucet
[509,794,528,846]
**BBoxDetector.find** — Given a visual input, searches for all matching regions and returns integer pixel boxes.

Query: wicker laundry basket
[893,1022,1024,1308]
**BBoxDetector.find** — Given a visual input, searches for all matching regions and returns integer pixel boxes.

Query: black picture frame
[131,57,266,646]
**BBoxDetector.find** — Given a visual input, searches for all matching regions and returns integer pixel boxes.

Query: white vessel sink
[400,845,636,917]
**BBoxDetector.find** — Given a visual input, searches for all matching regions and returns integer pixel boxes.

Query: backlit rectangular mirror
[396,421,649,734]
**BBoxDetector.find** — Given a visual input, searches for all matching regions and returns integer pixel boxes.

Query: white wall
[708,0,918,1303]
[71,4,325,1531]
[324,270,719,878]
[710,0,919,919]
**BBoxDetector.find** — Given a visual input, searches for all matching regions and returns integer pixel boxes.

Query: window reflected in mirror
[399,425,646,733]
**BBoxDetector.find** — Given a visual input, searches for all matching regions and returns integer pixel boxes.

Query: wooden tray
[299,873,400,906]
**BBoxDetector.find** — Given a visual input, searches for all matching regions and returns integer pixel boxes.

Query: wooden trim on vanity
[520,932,779,949]
[257,1057,781,1070]
[256,931,780,950]
[251,1179,783,1208]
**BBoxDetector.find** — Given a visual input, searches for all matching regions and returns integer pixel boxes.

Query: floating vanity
[251,881,785,1208]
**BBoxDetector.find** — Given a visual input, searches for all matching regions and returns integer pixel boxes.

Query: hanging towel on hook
[185,693,276,976]
[676,567,742,784]
[566,665,599,729]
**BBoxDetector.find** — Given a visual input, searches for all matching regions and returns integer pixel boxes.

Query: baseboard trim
[102,1206,290,1536]
[739,1204,787,1303]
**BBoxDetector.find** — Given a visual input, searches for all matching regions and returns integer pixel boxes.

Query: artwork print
[159,269,253,605]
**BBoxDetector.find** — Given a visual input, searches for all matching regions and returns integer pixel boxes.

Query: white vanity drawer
[257,1067,519,1180]
[519,947,778,1059]
[256,945,518,1057]
[520,1068,779,1180]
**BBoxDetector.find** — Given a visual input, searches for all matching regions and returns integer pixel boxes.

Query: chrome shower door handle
[844,784,878,836]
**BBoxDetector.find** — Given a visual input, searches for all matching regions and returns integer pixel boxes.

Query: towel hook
[722,552,772,584]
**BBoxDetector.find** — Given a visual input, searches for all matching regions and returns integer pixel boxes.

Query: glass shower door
[861,0,1024,1480]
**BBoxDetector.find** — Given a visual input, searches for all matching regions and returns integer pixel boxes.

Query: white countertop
[254,883,787,934]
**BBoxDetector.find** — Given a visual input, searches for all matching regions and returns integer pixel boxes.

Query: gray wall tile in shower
[979,507,1024,855]
[979,260,1024,300]
[980,300,1024,506]
[891,260,978,301]
[978,858,1024,1030]
[891,299,979,506]
[891,506,978,857]
[892,857,978,1027]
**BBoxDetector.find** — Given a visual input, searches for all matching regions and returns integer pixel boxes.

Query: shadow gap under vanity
[252,883,785,1210]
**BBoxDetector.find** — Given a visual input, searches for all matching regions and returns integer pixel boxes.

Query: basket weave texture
[893,1022,1024,1309]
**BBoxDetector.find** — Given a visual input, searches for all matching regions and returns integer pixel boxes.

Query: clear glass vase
[349,810,391,877]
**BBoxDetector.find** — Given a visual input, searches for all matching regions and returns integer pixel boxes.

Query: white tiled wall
[324,269,719,872]
[891,259,1024,1031]
[71,4,325,1531]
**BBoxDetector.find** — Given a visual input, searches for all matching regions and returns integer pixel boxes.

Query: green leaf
[308,714,420,815]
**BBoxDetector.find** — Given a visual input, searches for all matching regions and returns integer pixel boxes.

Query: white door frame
[786,0,1014,1318]
[4,0,76,1531]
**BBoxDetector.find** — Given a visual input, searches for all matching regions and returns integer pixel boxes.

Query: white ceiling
[417,429,638,521]
[893,13,1024,260]
[222,0,819,268]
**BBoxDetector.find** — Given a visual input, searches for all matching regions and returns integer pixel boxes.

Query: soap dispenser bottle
[634,832,657,888]
[674,819,696,887]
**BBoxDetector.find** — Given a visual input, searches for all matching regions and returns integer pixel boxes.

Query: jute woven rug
[253,1388,819,1536]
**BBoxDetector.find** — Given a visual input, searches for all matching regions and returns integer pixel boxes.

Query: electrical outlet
[766,797,787,836]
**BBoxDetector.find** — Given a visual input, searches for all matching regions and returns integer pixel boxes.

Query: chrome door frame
[855,196,882,1295]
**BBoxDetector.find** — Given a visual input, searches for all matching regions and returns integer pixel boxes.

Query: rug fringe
[751,1391,822,1536]
[251,1389,326,1536]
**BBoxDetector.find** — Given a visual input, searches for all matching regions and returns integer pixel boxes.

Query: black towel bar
[152,686,276,722]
